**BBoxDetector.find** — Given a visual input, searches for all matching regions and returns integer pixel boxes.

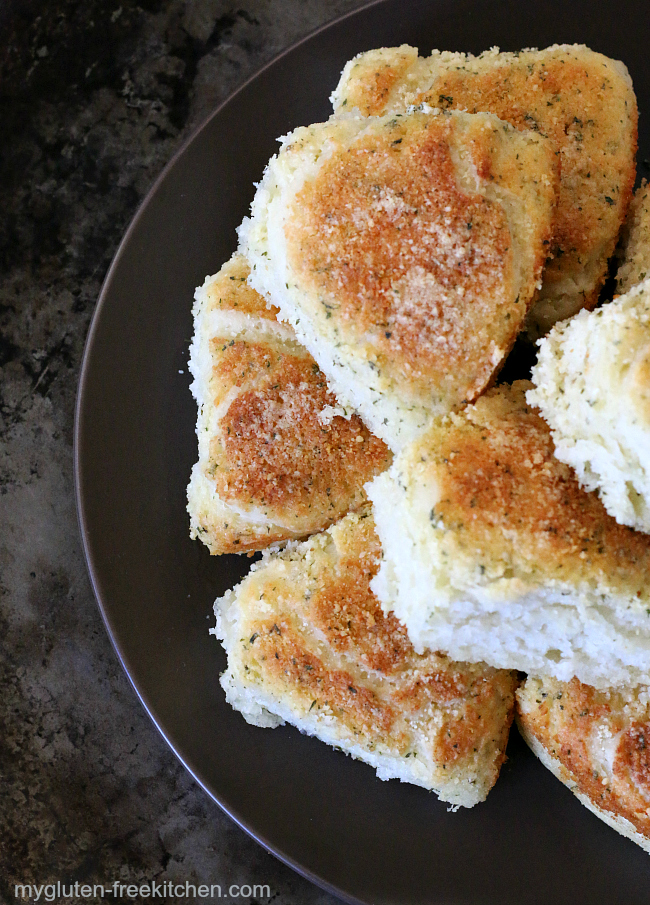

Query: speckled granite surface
[0,2,370,901]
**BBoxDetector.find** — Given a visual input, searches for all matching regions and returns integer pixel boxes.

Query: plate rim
[73,2,393,902]
[72,1,650,902]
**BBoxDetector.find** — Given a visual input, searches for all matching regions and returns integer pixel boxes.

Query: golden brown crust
[222,512,519,797]
[208,342,389,532]
[414,56,635,306]
[335,46,638,326]
[253,618,401,741]
[337,45,419,117]
[192,512,291,555]
[438,677,513,773]
[189,255,391,554]
[428,381,650,595]
[518,676,650,842]
[616,723,650,795]
[309,568,412,675]
[204,253,281,318]
[288,116,511,401]
[283,111,556,419]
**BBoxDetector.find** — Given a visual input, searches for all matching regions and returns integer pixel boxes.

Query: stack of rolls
[187,41,650,845]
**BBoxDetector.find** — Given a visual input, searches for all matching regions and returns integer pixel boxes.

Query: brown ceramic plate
[75,1,650,902]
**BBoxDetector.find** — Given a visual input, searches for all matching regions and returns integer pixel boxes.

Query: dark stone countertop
[0,2,371,901]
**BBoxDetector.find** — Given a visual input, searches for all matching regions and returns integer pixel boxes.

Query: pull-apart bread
[617,181,650,294]
[239,108,557,452]
[332,44,637,337]
[528,280,650,534]
[517,675,650,853]
[187,253,390,554]
[215,511,519,807]
[367,382,650,689]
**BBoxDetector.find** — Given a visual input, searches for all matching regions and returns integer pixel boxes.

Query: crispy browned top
[306,515,414,673]
[289,115,510,383]
[309,565,413,675]
[208,341,390,529]
[191,254,391,553]
[616,723,650,795]
[413,57,634,296]
[233,513,519,783]
[427,382,650,594]
[518,676,650,840]
[204,253,280,318]
[285,112,554,407]
[336,46,638,308]
[254,618,401,741]
[338,46,418,116]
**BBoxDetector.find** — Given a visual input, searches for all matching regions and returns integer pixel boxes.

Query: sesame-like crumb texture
[187,254,390,554]
[241,109,557,451]
[332,44,638,336]
[528,280,650,534]
[517,675,650,852]
[368,382,650,688]
[215,512,519,807]
[617,181,650,294]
